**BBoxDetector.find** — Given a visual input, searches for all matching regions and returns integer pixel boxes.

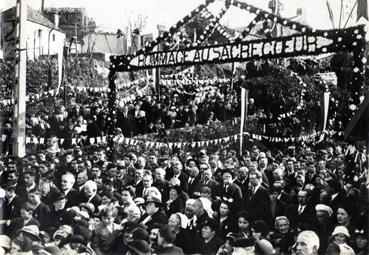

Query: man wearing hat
[4,182,23,220]
[12,225,41,253]
[197,218,223,255]
[139,195,167,228]
[46,191,74,229]
[218,168,242,211]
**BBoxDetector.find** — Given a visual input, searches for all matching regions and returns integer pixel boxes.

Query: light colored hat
[315,204,333,217]
[0,235,11,250]
[134,197,145,206]
[175,213,189,229]
[258,239,276,255]
[18,225,40,240]
[332,226,350,238]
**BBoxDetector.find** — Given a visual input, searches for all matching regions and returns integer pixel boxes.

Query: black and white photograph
[0,0,368,254]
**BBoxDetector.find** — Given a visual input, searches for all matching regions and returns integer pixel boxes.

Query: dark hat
[59,234,87,248]
[326,178,341,192]
[202,218,219,231]
[233,237,254,248]
[221,168,235,178]
[251,220,269,236]
[130,227,150,243]
[127,240,151,255]
[269,183,282,194]
[51,191,66,202]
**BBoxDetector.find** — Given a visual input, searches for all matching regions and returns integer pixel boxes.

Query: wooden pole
[12,0,27,158]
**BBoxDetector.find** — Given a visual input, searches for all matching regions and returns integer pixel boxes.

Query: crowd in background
[0,141,367,254]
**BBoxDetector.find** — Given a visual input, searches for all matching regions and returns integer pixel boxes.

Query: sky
[2,0,360,33]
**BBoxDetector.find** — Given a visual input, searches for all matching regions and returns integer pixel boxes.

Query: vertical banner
[240,88,249,155]
[55,52,63,95]
[318,91,330,142]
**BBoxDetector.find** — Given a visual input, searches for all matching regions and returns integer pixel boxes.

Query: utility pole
[12,0,27,157]
[75,23,78,56]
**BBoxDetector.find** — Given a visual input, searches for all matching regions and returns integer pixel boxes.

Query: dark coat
[165,196,186,216]
[156,245,184,255]
[64,188,81,208]
[153,180,170,203]
[244,186,269,219]
[219,183,243,211]
[194,179,220,198]
[139,210,168,228]
[286,204,315,230]
[4,196,23,219]
[258,199,287,228]
[187,175,201,198]
[33,202,51,228]
[217,216,237,240]
[198,235,224,255]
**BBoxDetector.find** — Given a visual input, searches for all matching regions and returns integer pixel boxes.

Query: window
[52,34,55,41]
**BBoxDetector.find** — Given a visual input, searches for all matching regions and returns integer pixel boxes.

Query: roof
[43,7,86,14]
[27,6,55,28]
[2,5,61,30]
[82,33,126,55]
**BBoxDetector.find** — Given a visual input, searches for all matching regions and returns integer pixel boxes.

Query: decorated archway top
[111,25,366,72]
[110,0,318,72]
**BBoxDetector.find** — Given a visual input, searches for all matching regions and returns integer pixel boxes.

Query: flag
[357,0,368,20]
[318,92,330,142]
[240,88,249,155]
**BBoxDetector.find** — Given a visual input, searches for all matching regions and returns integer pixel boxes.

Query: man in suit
[18,170,38,201]
[286,190,314,231]
[166,160,188,193]
[234,166,249,199]
[153,168,170,203]
[137,173,154,198]
[194,164,219,198]
[60,172,80,208]
[219,169,242,212]
[187,165,201,198]
[245,170,269,220]
[117,105,134,137]
[27,189,50,230]
[4,183,23,220]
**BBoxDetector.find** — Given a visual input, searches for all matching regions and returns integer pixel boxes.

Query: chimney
[53,13,59,28]
[41,0,45,13]
[296,0,306,23]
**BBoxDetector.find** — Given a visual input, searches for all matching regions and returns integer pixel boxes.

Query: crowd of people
[0,141,367,254]
[0,57,367,255]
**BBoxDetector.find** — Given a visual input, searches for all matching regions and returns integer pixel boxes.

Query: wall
[25,21,65,60]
